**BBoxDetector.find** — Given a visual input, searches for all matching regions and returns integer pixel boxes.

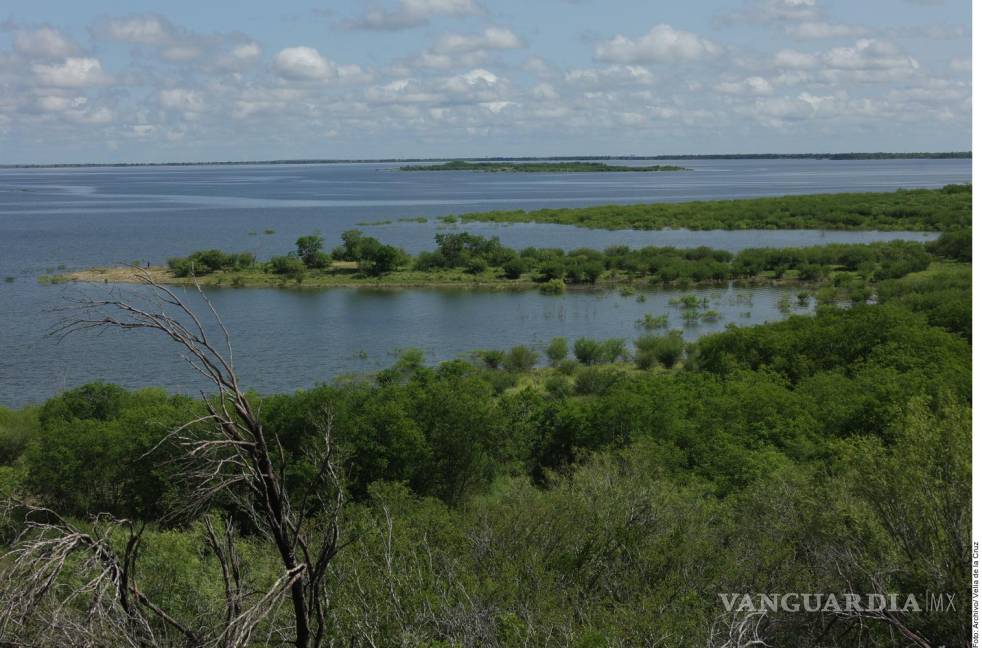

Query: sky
[0,0,971,163]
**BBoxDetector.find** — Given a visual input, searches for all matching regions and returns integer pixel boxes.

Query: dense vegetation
[8,185,974,646]
[400,161,689,172]
[0,235,972,644]
[452,185,971,231]
[159,230,952,293]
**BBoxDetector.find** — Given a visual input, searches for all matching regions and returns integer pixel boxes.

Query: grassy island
[53,228,968,304]
[449,184,971,231]
[400,160,690,172]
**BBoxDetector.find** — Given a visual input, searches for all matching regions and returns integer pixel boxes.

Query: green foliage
[27,385,197,518]
[635,331,686,369]
[573,338,603,365]
[876,263,971,339]
[167,249,255,277]
[0,406,37,466]
[927,229,971,261]
[332,230,407,275]
[458,186,971,231]
[545,337,568,365]
[476,349,506,369]
[503,345,539,372]
[295,234,327,267]
[268,254,307,281]
[636,313,669,330]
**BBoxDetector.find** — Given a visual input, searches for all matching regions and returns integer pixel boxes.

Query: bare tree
[0,271,347,647]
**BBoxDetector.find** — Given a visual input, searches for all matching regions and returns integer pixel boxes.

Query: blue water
[0,158,969,406]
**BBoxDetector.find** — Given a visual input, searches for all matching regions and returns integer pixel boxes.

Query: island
[399,161,690,172]
[48,226,967,307]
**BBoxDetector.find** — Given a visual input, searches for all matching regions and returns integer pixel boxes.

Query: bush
[167,250,255,277]
[503,346,539,372]
[476,350,505,370]
[927,229,971,262]
[574,366,622,395]
[557,359,579,375]
[600,339,628,363]
[502,257,526,279]
[635,332,685,369]
[546,337,568,365]
[360,244,405,276]
[573,338,604,365]
[296,234,326,267]
[465,257,489,275]
[539,279,566,295]
[269,255,307,281]
[544,375,572,398]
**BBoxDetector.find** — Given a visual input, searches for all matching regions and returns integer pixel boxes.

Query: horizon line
[0,151,971,170]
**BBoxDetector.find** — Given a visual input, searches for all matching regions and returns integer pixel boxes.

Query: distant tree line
[400,161,689,172]
[456,185,971,231]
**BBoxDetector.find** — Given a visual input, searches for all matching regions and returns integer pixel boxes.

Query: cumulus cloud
[774,48,819,68]
[565,65,655,88]
[14,26,81,59]
[33,57,110,87]
[408,26,524,69]
[715,76,774,95]
[433,27,524,53]
[273,46,336,81]
[0,4,969,161]
[824,39,917,71]
[93,13,263,71]
[595,24,721,64]
[160,88,205,113]
[97,14,174,45]
[347,0,483,31]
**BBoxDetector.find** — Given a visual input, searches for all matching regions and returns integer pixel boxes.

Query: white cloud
[100,14,174,45]
[565,65,655,88]
[230,42,262,62]
[94,13,264,70]
[715,76,774,95]
[273,47,336,81]
[433,27,524,53]
[824,39,917,71]
[595,24,721,64]
[531,83,559,100]
[718,0,820,26]
[160,88,205,113]
[33,57,110,87]
[786,21,867,39]
[774,49,819,68]
[14,26,80,59]
[443,68,499,93]
[348,0,482,31]
[409,26,523,69]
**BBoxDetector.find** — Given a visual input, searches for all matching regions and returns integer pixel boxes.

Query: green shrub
[504,346,539,372]
[546,337,568,365]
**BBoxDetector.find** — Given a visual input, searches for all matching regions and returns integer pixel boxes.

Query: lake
[0,158,969,406]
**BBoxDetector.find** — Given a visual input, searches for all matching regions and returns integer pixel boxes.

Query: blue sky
[0,0,971,163]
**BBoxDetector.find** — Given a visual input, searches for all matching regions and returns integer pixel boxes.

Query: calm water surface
[0,158,969,406]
